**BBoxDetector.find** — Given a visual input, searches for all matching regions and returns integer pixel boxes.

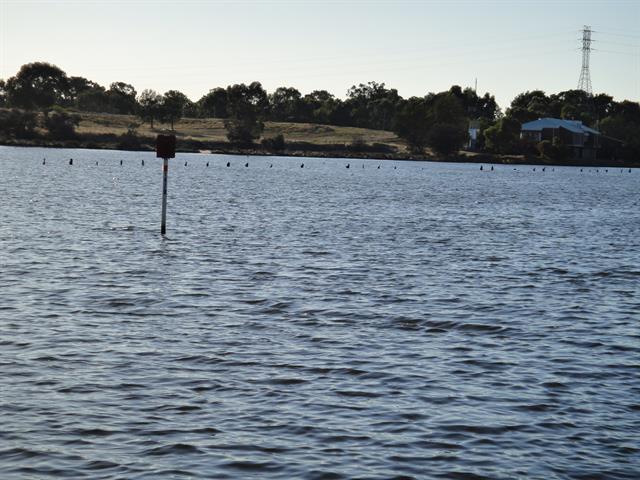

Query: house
[521,118,601,160]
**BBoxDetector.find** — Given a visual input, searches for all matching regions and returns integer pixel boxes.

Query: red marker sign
[156,134,176,159]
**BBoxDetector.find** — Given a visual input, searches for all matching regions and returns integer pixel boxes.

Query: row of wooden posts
[54,134,636,236]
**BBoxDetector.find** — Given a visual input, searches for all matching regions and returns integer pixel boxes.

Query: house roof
[521,118,600,135]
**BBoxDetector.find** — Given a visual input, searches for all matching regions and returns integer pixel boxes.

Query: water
[1,146,639,479]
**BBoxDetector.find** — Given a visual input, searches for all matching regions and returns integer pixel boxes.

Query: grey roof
[521,118,600,135]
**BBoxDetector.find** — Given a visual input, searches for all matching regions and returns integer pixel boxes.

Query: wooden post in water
[160,157,169,234]
[156,134,176,235]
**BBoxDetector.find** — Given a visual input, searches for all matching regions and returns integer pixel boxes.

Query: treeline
[0,62,497,155]
[1,61,639,160]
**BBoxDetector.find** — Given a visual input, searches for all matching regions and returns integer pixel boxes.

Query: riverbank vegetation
[1,62,638,165]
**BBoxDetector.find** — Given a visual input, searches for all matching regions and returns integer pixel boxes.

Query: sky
[1,0,638,110]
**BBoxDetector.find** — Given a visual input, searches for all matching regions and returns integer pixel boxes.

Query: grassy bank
[1,110,418,159]
[77,112,406,148]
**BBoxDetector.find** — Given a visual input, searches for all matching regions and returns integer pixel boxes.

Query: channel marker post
[156,134,176,235]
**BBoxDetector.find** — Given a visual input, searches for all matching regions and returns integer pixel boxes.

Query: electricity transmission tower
[577,25,593,95]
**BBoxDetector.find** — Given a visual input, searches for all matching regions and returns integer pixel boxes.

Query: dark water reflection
[1,146,639,479]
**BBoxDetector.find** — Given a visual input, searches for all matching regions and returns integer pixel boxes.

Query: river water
[1,146,639,479]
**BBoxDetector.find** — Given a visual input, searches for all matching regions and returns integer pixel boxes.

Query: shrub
[536,137,569,160]
[117,123,142,150]
[0,108,38,138]
[261,134,286,151]
[224,116,264,145]
[349,134,366,152]
[44,108,80,139]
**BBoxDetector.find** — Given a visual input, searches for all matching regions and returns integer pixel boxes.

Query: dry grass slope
[75,112,406,150]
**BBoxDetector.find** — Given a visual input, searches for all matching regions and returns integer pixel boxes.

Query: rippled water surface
[1,146,639,479]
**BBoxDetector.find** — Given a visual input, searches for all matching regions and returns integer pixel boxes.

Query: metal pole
[161,157,168,235]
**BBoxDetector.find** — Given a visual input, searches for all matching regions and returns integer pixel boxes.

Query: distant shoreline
[1,137,638,169]
[2,109,639,168]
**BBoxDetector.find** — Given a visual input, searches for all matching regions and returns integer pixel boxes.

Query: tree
[599,100,640,160]
[483,117,521,154]
[67,76,102,106]
[107,82,137,114]
[592,93,615,122]
[506,90,553,124]
[612,100,640,122]
[137,89,162,128]
[553,89,596,125]
[393,97,431,153]
[198,87,228,118]
[269,87,302,122]
[76,86,110,112]
[224,82,267,144]
[160,90,190,129]
[226,81,268,113]
[345,81,401,130]
[429,93,468,128]
[428,124,468,156]
[426,94,469,156]
[301,90,339,124]
[183,100,199,118]
[476,92,501,121]
[4,62,70,111]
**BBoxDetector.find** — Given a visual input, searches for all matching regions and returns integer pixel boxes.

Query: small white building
[468,120,480,149]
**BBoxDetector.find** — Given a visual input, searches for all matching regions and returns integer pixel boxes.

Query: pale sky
[1,0,638,110]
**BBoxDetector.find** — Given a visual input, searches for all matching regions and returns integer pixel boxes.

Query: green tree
[592,93,615,123]
[506,90,553,124]
[198,87,228,118]
[612,100,640,122]
[183,100,198,118]
[483,117,521,154]
[393,97,430,153]
[425,93,469,156]
[224,82,267,144]
[4,62,70,111]
[553,89,595,125]
[160,90,190,129]
[137,89,162,128]
[67,76,102,106]
[107,82,137,114]
[346,81,401,130]
[269,87,302,122]
[429,93,467,127]
[599,101,640,160]
[476,92,501,120]
[428,124,468,156]
[447,86,499,121]
[76,86,110,112]
[301,90,339,124]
